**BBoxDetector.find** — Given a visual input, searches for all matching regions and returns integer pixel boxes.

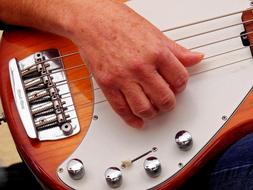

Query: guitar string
[65,53,253,121]
[29,43,253,101]
[41,76,92,92]
[23,26,253,84]
[28,33,253,112]
[57,55,253,113]
[173,18,253,42]
[65,56,250,122]
[52,42,253,90]
[161,7,253,32]
[23,16,253,84]
[189,30,253,50]
[24,9,253,113]
[35,10,253,121]
[22,8,253,71]
[23,63,87,84]
[22,15,253,82]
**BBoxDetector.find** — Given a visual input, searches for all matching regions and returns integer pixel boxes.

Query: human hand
[68,0,203,128]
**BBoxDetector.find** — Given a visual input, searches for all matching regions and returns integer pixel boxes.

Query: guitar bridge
[9,49,81,141]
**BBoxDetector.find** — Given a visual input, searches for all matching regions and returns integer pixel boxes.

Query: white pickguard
[58,0,253,189]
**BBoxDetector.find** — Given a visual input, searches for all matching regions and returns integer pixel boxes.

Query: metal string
[63,55,253,116]
[60,8,253,121]
[28,42,253,105]
[59,55,253,111]
[23,63,87,83]
[161,8,253,32]
[174,18,253,42]
[189,30,253,50]
[42,76,92,92]
[23,8,253,112]
[23,26,253,84]
[47,43,252,90]
[23,51,80,70]
[21,8,253,71]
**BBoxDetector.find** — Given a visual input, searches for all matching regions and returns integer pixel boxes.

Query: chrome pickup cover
[9,49,80,141]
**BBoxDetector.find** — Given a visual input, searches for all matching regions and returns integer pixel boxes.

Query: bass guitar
[1,0,253,189]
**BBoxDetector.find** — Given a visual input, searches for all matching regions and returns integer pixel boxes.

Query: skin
[0,0,203,128]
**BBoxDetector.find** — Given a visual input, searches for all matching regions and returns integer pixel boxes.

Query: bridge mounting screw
[93,115,98,120]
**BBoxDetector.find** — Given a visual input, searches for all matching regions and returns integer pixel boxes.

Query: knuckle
[151,48,164,63]
[115,106,128,116]
[96,75,114,88]
[173,72,189,90]
[113,102,128,116]
[135,105,154,118]
[129,49,163,73]
[158,95,176,110]
[130,60,146,72]
[151,48,162,59]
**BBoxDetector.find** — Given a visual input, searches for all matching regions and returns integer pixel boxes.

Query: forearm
[0,0,116,36]
[0,0,64,32]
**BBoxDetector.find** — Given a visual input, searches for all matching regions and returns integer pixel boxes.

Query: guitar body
[1,0,253,189]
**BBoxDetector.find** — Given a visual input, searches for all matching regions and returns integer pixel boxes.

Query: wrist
[59,0,124,43]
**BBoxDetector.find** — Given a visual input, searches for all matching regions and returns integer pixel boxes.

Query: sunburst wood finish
[1,5,253,190]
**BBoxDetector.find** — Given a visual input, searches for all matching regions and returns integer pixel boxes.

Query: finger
[166,38,204,67]
[103,88,144,128]
[141,71,176,112]
[158,50,189,93]
[121,82,158,119]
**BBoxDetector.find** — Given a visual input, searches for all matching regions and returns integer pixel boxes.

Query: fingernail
[191,51,205,59]
[131,120,144,128]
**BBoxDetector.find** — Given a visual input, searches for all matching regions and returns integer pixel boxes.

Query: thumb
[166,39,204,67]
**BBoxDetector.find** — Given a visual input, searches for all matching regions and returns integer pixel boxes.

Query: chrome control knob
[175,130,193,150]
[67,159,85,180]
[105,167,122,188]
[143,157,162,178]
